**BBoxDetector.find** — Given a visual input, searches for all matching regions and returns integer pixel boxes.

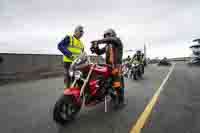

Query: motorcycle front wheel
[134,72,139,80]
[53,95,81,125]
[131,71,138,80]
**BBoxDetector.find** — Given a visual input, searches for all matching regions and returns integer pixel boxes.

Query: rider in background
[130,50,144,64]
[126,55,131,62]
[130,50,145,74]
[123,55,132,77]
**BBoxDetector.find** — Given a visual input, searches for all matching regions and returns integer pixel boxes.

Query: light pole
[144,44,148,66]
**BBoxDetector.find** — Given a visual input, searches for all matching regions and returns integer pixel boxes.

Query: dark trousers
[64,62,71,88]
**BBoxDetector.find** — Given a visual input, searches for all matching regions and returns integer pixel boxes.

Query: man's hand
[90,41,99,53]
[91,41,98,47]
[68,55,75,60]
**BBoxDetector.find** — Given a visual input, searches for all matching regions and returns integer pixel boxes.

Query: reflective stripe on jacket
[63,35,84,62]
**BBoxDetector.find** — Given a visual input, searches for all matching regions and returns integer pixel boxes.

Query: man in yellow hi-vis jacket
[57,25,84,88]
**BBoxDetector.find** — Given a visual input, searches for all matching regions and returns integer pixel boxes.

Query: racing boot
[119,76,126,106]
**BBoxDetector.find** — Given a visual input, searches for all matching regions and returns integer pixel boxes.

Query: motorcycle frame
[70,63,109,112]
[70,64,95,95]
[68,52,112,112]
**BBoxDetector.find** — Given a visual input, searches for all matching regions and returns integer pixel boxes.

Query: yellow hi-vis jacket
[63,35,84,62]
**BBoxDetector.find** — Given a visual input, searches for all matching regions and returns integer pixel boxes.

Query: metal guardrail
[0,53,63,82]
[168,57,191,61]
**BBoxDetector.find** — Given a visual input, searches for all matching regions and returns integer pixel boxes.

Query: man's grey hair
[74,25,84,33]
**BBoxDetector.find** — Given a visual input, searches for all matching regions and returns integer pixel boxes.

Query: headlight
[132,64,136,67]
[74,71,82,79]
[132,64,139,67]
[69,70,74,77]
[76,58,82,64]
[69,70,82,79]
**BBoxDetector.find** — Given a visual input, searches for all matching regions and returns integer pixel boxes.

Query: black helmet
[136,50,142,54]
[103,28,116,38]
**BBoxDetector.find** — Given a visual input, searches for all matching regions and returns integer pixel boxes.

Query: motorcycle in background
[122,61,130,78]
[130,60,144,80]
[158,57,172,66]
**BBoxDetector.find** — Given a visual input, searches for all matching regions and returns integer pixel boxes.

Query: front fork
[70,65,95,109]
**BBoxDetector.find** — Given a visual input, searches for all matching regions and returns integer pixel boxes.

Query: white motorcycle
[130,61,144,80]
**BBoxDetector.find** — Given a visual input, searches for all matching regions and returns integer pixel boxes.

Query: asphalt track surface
[0,62,199,133]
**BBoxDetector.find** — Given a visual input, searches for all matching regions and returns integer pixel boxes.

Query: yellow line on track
[129,63,175,133]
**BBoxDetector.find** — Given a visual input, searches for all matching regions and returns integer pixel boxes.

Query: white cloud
[1,0,200,58]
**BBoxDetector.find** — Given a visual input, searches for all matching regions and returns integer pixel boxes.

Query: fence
[0,53,105,82]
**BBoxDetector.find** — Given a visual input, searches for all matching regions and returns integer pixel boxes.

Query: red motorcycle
[53,52,120,125]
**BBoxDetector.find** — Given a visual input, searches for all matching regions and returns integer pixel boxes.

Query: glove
[91,40,98,46]
[90,41,99,53]
[90,47,96,53]
[67,55,75,60]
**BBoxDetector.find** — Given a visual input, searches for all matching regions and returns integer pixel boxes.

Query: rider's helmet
[103,28,117,38]
[136,50,142,55]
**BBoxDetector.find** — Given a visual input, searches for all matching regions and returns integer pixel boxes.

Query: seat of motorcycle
[98,64,112,67]
[94,64,112,72]
[97,64,104,66]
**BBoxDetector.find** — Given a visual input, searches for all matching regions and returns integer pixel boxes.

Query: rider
[91,29,125,104]
[57,25,85,88]
[124,55,132,76]
[130,50,145,74]
[130,50,144,64]
[126,55,131,62]
[126,55,131,67]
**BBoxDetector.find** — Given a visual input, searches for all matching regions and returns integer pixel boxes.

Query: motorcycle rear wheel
[53,95,81,125]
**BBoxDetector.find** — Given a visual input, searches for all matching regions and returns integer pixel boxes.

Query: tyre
[130,71,133,80]
[133,72,139,80]
[142,65,144,74]
[130,69,138,80]
[138,65,144,77]
[53,95,81,125]
[137,68,142,78]
[124,72,128,78]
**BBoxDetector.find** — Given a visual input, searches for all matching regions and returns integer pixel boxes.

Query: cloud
[1,0,200,58]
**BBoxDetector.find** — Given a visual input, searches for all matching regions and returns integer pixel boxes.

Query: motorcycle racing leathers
[91,37,125,103]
